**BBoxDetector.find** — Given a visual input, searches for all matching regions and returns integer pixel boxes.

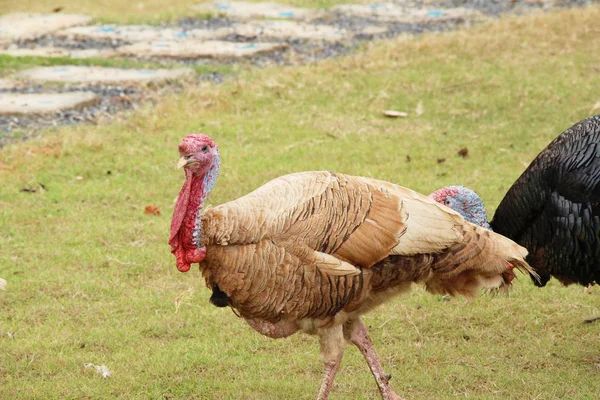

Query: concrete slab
[14,66,194,84]
[57,24,233,43]
[231,20,348,41]
[356,26,389,36]
[0,13,92,42]
[0,47,116,59]
[333,4,476,23]
[0,92,99,115]
[117,40,288,59]
[191,1,322,20]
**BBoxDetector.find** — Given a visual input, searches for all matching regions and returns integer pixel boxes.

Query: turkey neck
[184,171,208,248]
[170,151,220,272]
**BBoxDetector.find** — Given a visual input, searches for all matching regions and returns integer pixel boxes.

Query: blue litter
[215,4,230,10]
[370,4,384,10]
[240,44,257,49]
[139,70,157,75]
[427,10,444,17]
[175,31,188,38]
[98,26,116,33]
[279,11,294,17]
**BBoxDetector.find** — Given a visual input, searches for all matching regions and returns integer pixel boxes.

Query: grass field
[1,4,600,400]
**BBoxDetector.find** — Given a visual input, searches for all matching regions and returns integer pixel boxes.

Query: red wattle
[170,175,192,248]
[173,244,190,272]
[186,246,207,264]
[178,263,191,272]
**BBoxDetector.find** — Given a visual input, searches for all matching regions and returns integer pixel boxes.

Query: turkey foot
[345,319,405,400]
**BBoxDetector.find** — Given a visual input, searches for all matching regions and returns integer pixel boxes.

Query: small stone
[0,278,7,291]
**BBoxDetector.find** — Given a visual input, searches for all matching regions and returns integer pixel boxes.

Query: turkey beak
[177,156,191,170]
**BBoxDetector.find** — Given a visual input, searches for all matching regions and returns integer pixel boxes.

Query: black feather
[210,284,230,307]
[492,115,600,287]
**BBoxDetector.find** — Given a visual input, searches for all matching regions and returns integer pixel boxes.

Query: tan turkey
[169,134,536,400]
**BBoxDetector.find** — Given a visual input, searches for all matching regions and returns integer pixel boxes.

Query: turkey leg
[345,319,404,400]
[316,325,345,400]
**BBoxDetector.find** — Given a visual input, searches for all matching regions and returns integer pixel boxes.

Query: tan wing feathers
[356,177,465,255]
[333,186,405,267]
[201,171,336,246]
[425,222,534,298]
[202,172,476,277]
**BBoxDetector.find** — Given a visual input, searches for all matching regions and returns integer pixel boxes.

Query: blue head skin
[430,185,491,230]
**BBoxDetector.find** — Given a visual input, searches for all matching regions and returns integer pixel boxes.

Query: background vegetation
[1,4,599,399]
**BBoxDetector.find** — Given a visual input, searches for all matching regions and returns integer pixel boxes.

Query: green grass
[1,6,600,400]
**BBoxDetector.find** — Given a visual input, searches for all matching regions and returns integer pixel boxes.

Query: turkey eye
[445,199,452,206]
[201,145,208,152]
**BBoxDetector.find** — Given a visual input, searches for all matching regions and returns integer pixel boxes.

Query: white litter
[0,278,6,290]
[383,110,408,118]
[84,363,112,378]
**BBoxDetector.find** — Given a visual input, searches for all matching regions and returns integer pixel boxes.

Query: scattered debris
[84,363,112,378]
[383,110,408,118]
[457,147,469,158]
[144,205,161,216]
[0,278,7,290]
[437,158,446,164]
[406,155,412,162]
[20,183,46,193]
